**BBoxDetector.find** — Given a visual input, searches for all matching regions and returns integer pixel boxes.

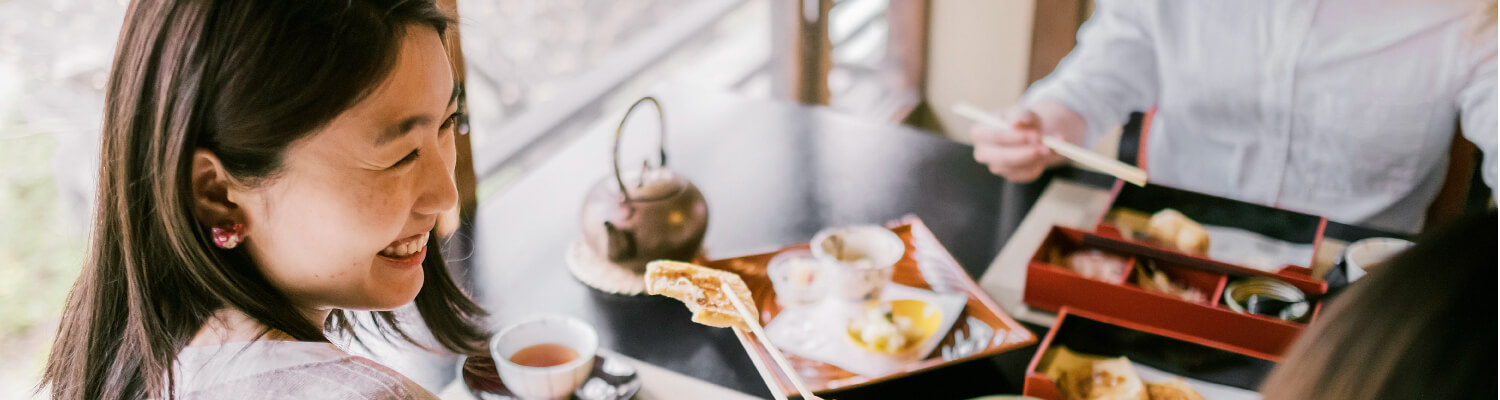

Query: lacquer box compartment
[1024,226,1327,358]
[1023,308,1277,400]
[1098,182,1328,275]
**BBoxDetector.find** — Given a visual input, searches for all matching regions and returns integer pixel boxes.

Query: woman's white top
[172,340,438,400]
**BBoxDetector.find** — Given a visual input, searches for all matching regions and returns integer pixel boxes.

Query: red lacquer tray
[701,215,1036,397]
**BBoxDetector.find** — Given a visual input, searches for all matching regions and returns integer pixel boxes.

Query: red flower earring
[211,223,244,249]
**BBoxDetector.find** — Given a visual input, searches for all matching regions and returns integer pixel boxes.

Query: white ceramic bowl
[811,225,906,303]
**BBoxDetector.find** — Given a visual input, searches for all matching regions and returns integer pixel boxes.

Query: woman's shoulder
[174,341,437,400]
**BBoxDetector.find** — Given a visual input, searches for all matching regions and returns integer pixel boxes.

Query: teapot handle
[612,96,668,204]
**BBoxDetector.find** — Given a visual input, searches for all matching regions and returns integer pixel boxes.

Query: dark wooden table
[470,87,1029,399]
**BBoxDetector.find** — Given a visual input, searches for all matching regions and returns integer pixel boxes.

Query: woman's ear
[190,149,244,227]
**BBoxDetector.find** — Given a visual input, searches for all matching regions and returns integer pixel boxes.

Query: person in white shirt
[973,0,1496,233]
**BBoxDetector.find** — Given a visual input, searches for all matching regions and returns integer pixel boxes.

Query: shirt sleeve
[1021,0,1159,147]
[1458,18,1497,192]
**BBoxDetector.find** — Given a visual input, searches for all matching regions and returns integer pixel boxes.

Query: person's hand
[969,101,1085,182]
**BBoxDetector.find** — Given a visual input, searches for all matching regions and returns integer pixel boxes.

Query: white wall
[925,0,1036,143]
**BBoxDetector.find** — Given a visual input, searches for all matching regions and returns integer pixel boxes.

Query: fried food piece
[1058,364,1093,400]
[1147,209,1210,254]
[1048,348,1204,400]
[1056,356,1148,400]
[1134,261,1207,303]
[1086,357,1149,400]
[1146,378,1206,400]
[644,260,758,329]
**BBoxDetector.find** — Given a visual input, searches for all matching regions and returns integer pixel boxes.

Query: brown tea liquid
[509,343,580,367]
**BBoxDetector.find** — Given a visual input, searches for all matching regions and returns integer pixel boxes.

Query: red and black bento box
[1024,308,1277,400]
[1024,183,1332,359]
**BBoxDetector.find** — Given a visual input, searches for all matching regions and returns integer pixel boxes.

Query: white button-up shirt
[1023,0,1496,233]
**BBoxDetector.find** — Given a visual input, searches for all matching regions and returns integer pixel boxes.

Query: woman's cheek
[336,174,417,255]
[285,186,367,265]
[268,176,394,276]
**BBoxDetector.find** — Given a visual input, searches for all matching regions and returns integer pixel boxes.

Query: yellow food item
[1146,379,1207,400]
[1042,346,1113,382]
[644,260,758,329]
[846,299,944,355]
[852,307,912,352]
[1146,209,1210,254]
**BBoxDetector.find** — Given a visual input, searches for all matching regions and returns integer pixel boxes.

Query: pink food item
[1064,250,1130,283]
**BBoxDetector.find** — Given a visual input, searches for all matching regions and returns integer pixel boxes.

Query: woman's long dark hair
[1260,210,1497,399]
[40,1,488,399]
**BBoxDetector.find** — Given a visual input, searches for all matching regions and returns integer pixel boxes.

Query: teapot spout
[603,221,637,261]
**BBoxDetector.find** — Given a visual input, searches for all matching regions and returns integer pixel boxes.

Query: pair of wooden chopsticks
[952,102,1148,187]
[720,282,826,400]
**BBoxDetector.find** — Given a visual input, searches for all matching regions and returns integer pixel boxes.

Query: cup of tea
[811,225,906,304]
[489,315,599,400]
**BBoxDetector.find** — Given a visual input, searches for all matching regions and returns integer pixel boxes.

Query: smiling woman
[38,1,488,399]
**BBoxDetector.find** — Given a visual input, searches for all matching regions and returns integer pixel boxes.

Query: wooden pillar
[435,0,477,239]
[775,0,833,105]
[887,0,931,99]
[1026,0,1087,85]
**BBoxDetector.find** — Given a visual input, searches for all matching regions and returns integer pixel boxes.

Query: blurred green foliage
[0,130,84,394]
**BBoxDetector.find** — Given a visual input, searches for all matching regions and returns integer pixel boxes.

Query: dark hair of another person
[1260,210,1497,399]
[39,1,488,399]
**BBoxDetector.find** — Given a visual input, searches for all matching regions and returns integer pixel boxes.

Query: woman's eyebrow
[375,82,461,146]
[375,116,430,146]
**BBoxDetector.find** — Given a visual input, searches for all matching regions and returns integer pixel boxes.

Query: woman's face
[233,26,459,313]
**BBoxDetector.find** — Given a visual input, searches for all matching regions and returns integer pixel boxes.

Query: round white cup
[811,225,906,303]
[1342,237,1414,282]
[490,315,598,400]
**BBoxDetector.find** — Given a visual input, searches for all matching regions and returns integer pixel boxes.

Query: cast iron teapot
[580,96,708,273]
